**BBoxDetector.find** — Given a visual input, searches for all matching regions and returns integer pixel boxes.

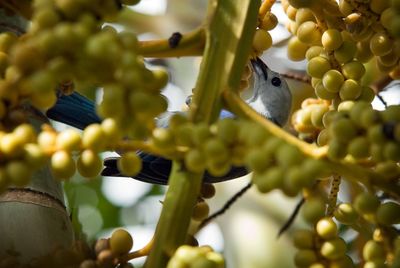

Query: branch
[138,28,206,58]
[223,89,328,159]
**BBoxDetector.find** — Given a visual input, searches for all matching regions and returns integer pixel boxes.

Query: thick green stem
[144,163,203,267]
[144,0,260,267]
[189,0,260,123]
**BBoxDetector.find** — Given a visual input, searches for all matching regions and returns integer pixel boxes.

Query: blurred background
[55,0,399,267]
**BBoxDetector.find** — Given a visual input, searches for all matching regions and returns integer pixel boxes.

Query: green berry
[185,149,206,173]
[329,118,358,142]
[294,249,318,267]
[110,229,133,255]
[82,124,106,151]
[376,202,400,225]
[316,217,337,240]
[302,198,326,224]
[322,29,343,51]
[334,203,358,224]
[293,229,315,249]
[51,150,76,180]
[56,129,81,151]
[323,70,344,93]
[307,56,331,78]
[363,240,386,261]
[6,161,32,186]
[117,152,142,176]
[354,192,380,215]
[320,237,347,260]
[77,150,102,178]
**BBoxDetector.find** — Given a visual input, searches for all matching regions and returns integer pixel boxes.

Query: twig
[222,89,328,159]
[326,174,341,216]
[281,72,311,84]
[370,75,393,94]
[121,237,154,262]
[199,182,253,229]
[138,28,205,58]
[277,197,305,237]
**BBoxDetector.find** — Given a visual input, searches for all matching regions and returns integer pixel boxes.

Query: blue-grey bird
[46,57,291,184]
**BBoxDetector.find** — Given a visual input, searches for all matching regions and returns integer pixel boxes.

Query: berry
[110,229,133,255]
[117,152,142,176]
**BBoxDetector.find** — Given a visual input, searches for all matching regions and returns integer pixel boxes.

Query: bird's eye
[271,77,281,87]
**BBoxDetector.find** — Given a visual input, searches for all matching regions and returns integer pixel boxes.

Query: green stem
[223,90,328,158]
[144,162,202,267]
[189,0,260,123]
[144,0,260,267]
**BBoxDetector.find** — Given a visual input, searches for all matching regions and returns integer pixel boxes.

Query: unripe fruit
[289,0,317,8]
[370,32,393,56]
[77,150,102,178]
[347,137,370,159]
[192,201,210,221]
[376,202,400,225]
[6,161,32,186]
[329,118,358,142]
[322,29,343,51]
[342,61,366,80]
[110,229,133,255]
[302,198,326,224]
[82,124,106,151]
[24,143,47,168]
[307,56,331,78]
[253,29,272,52]
[184,149,206,173]
[117,152,142,176]
[288,36,309,61]
[56,129,81,151]
[51,150,76,179]
[334,203,358,224]
[293,229,315,249]
[294,249,318,267]
[253,166,284,193]
[363,240,386,261]
[354,192,380,215]
[320,237,347,260]
[316,217,337,240]
[323,70,344,93]
[297,21,321,45]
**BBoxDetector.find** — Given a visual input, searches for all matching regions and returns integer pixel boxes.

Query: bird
[46,57,292,185]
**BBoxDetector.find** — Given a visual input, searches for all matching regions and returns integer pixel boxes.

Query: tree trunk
[0,9,74,264]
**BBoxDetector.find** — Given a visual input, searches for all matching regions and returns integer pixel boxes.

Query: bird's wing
[46,92,101,130]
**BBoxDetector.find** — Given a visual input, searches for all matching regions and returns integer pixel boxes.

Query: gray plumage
[248,57,292,126]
